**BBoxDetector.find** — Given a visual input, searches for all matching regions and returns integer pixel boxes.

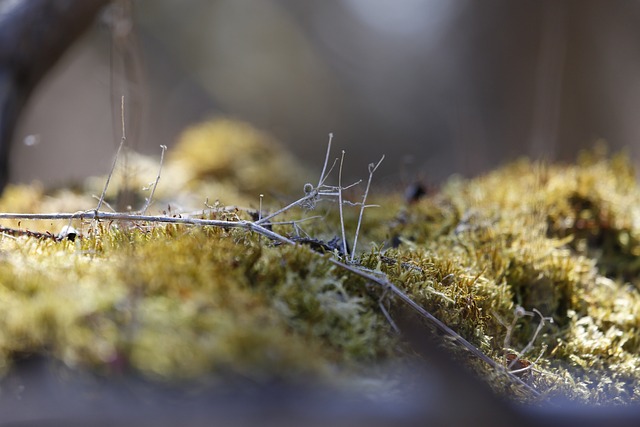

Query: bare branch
[351,155,384,262]
[337,150,349,259]
[254,191,318,226]
[141,144,167,215]
[318,132,333,187]
[97,95,126,212]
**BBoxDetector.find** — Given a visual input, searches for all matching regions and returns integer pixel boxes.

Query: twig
[496,306,552,373]
[254,191,317,226]
[91,195,116,213]
[351,155,384,262]
[268,215,323,226]
[509,308,552,370]
[377,290,400,334]
[0,225,58,241]
[337,150,349,259]
[0,211,294,243]
[257,193,265,243]
[509,346,548,377]
[318,133,333,187]
[141,144,167,215]
[255,136,351,226]
[97,95,127,213]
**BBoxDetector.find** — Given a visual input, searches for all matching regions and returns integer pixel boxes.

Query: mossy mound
[1,120,640,404]
[384,149,640,403]
[0,224,395,386]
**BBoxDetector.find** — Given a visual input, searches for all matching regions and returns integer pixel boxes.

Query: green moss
[382,150,640,403]
[251,243,394,362]
[3,121,640,404]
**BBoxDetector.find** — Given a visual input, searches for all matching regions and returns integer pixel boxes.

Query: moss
[167,117,306,195]
[384,150,640,403]
[2,120,640,404]
[251,243,395,363]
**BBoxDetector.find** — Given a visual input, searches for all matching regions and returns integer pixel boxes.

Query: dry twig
[141,144,167,215]
[96,95,127,212]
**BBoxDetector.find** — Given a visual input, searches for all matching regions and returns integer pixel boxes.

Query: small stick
[318,133,333,187]
[0,212,295,244]
[497,306,551,371]
[509,308,552,370]
[91,195,116,213]
[377,290,400,334]
[255,136,338,226]
[255,134,363,227]
[97,95,126,212]
[141,145,167,215]
[257,193,265,243]
[351,155,384,262]
[254,192,317,226]
[337,150,349,259]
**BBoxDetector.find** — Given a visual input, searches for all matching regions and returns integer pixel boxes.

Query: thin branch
[513,308,553,369]
[91,195,116,213]
[320,158,339,188]
[254,135,359,228]
[0,211,294,243]
[497,305,552,373]
[318,132,333,187]
[254,191,318,226]
[338,179,363,191]
[141,145,167,215]
[351,155,384,262]
[257,135,338,225]
[268,215,323,226]
[377,290,400,334]
[97,95,127,213]
[337,150,349,259]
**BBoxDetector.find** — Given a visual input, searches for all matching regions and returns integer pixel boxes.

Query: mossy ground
[1,121,640,404]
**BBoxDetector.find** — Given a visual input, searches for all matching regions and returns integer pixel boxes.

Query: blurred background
[10,0,640,188]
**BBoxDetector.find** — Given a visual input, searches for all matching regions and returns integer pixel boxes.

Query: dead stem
[97,95,127,213]
[351,155,385,262]
[141,144,167,215]
[338,150,349,259]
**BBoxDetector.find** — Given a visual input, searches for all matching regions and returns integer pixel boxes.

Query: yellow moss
[380,150,640,403]
[168,118,307,195]
[4,127,640,405]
